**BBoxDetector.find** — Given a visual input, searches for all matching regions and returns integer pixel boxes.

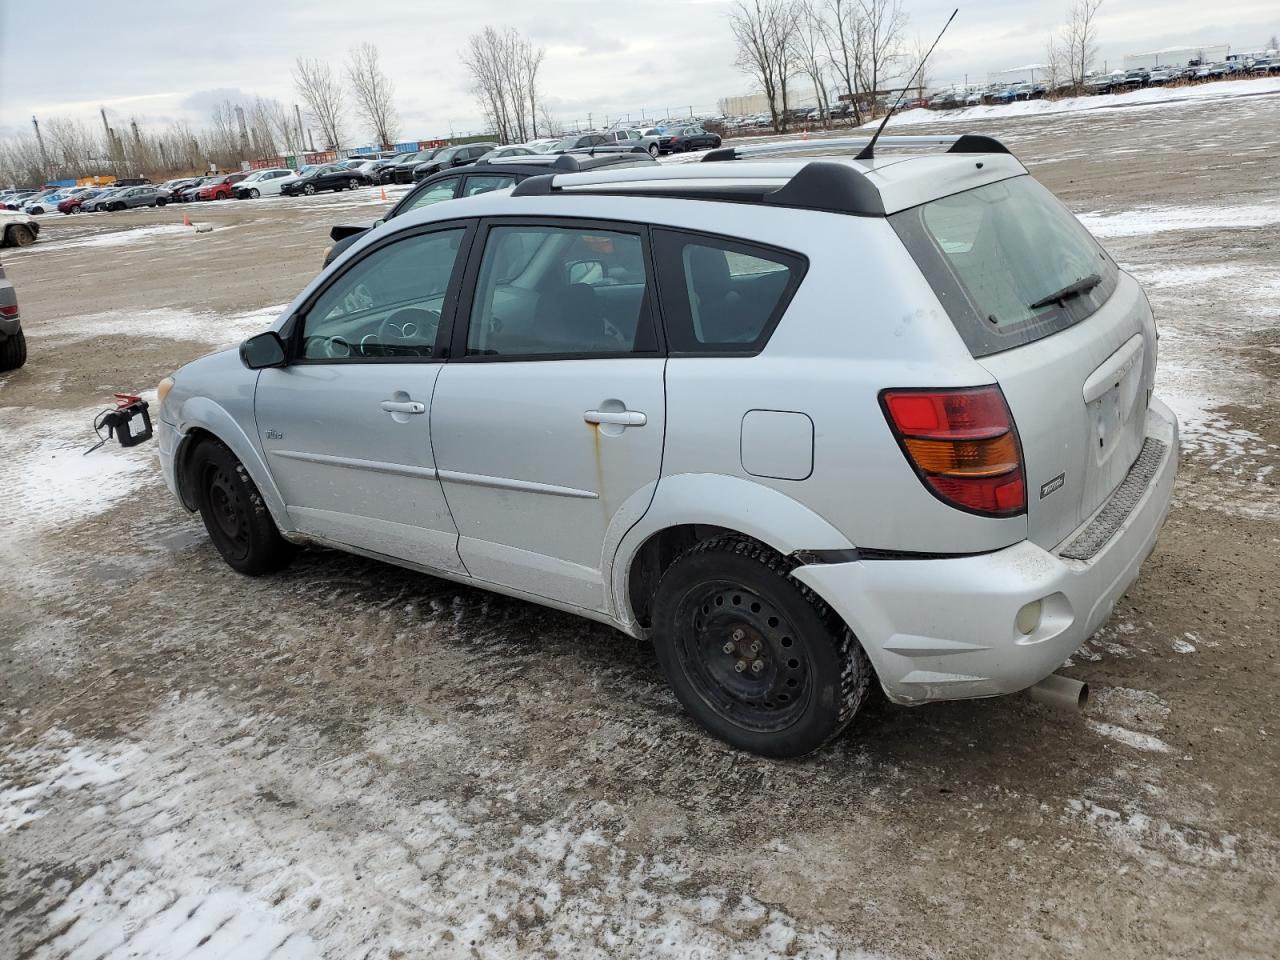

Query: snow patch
[870,75,1280,129]
[1087,720,1173,753]
[1077,203,1280,238]
[0,404,153,537]
[40,302,288,349]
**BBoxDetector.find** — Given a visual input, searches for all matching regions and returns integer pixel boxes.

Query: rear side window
[890,175,1118,357]
[652,230,805,354]
[463,175,515,197]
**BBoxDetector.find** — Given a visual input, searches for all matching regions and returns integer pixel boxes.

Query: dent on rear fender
[606,473,857,626]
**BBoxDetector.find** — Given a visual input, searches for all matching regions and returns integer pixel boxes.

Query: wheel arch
[172,397,292,533]
[608,473,856,632]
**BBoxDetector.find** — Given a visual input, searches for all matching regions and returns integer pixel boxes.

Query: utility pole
[294,104,305,154]
[308,128,316,152]
[32,116,51,175]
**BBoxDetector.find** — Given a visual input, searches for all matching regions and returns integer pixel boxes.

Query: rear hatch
[891,174,1156,549]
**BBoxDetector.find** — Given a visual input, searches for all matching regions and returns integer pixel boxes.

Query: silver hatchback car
[158,135,1178,757]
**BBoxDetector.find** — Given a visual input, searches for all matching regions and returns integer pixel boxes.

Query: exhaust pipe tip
[1027,673,1089,712]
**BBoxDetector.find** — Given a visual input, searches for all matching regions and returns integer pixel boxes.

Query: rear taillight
[880,386,1026,517]
[0,305,17,317]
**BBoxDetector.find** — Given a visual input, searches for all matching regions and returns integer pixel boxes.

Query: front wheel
[192,438,295,576]
[6,224,35,247]
[248,188,260,199]
[303,184,316,195]
[652,536,872,758]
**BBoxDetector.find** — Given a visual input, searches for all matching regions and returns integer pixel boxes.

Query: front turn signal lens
[157,376,175,405]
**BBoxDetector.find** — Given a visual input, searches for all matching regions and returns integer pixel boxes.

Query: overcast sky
[0,0,1276,143]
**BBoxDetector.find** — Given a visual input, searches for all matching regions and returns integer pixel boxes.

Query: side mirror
[240,331,287,369]
[373,218,386,227]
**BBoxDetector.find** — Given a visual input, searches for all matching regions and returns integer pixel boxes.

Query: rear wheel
[648,143,659,158]
[6,224,35,247]
[156,197,167,206]
[652,536,872,758]
[192,438,295,575]
[0,331,26,371]
[348,178,359,190]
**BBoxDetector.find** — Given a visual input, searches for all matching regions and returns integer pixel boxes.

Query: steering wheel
[374,308,440,355]
[323,336,353,359]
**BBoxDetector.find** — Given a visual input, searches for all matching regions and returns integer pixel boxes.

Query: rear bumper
[794,398,1179,705]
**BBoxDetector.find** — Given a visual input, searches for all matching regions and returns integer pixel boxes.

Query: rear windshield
[890,175,1117,357]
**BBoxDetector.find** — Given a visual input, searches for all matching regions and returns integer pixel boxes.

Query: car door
[430,218,666,613]
[255,220,476,572]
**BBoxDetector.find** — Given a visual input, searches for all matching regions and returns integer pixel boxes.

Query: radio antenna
[856,8,958,160]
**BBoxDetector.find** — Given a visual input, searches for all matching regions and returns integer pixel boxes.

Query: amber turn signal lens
[902,433,1019,477]
[157,376,175,405]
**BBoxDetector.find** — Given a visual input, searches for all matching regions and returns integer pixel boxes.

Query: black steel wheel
[653,536,872,758]
[192,438,295,576]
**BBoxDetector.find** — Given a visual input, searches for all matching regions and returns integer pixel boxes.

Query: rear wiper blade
[1029,273,1102,310]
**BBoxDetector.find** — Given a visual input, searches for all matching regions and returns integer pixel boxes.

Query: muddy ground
[1,91,1278,959]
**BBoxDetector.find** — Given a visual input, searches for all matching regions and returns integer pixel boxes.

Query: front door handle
[380,400,426,415]
[584,409,646,427]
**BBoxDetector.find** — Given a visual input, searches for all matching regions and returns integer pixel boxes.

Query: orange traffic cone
[182,210,191,227]
[380,187,387,201]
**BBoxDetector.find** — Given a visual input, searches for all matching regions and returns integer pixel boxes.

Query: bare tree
[857,0,907,117]
[905,32,932,100]
[347,43,399,148]
[1044,30,1068,95]
[819,0,867,124]
[1064,0,1104,92]
[792,1,831,126]
[461,26,545,144]
[729,0,798,132]
[293,57,346,151]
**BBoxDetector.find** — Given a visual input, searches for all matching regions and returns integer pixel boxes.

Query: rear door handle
[380,400,426,415]
[584,409,646,427]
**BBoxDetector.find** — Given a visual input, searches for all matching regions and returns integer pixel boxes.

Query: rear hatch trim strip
[1059,437,1168,561]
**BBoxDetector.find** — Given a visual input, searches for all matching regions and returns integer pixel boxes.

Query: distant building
[1123,43,1231,70]
[718,94,773,116]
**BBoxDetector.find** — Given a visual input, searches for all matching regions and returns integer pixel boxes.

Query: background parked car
[102,185,168,211]
[197,173,248,201]
[279,164,372,196]
[602,128,660,157]
[388,149,439,184]
[21,191,68,215]
[411,142,497,181]
[657,124,722,153]
[0,257,25,371]
[0,210,39,247]
[233,169,298,198]
[475,145,537,162]
[173,178,217,203]
[80,188,124,212]
[323,152,659,266]
[552,132,612,152]
[58,189,106,214]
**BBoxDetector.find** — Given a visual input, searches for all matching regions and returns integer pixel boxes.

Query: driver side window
[302,228,465,360]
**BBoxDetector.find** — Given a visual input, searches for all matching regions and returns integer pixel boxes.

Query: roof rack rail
[511,160,886,216]
[701,133,1010,162]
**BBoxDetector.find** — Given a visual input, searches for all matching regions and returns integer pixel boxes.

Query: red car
[197,173,248,201]
[57,188,104,214]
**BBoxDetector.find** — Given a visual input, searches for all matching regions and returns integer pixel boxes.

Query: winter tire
[7,224,35,247]
[0,331,27,371]
[248,188,260,199]
[192,438,295,576]
[652,535,872,758]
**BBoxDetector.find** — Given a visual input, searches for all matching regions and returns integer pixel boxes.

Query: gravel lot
[2,89,1278,959]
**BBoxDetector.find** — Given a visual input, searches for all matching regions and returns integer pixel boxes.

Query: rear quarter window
[890,175,1118,358]
[653,229,806,354]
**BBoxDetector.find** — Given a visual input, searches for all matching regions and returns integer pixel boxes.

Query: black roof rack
[509,133,1013,216]
[701,133,1011,163]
